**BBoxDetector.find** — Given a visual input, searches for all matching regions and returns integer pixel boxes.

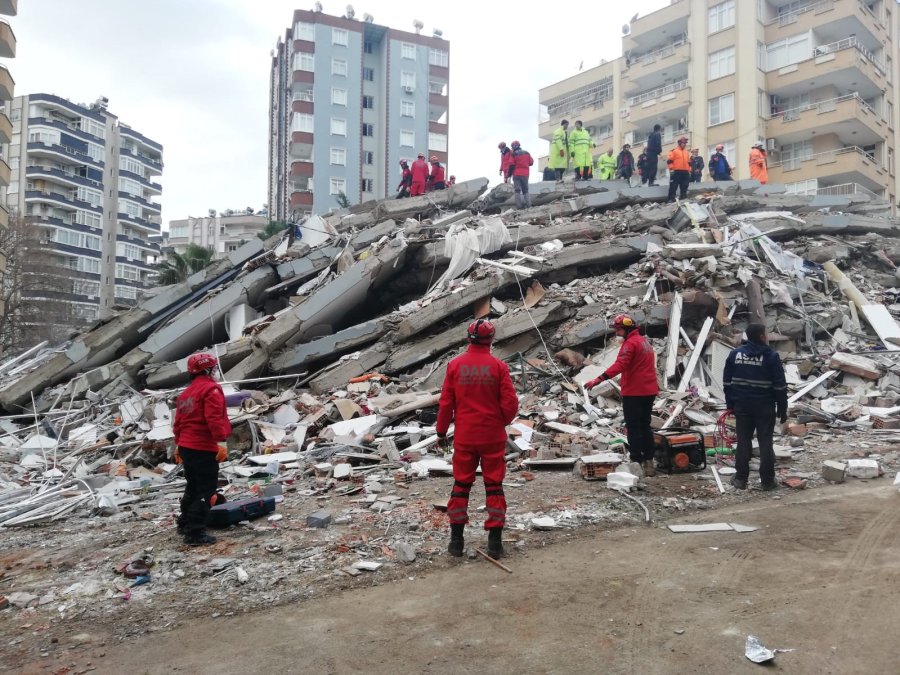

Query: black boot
[487,528,504,560]
[184,531,217,547]
[448,523,465,557]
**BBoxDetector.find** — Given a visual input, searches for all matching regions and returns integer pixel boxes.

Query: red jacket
[499,148,514,176]
[436,343,519,444]
[411,159,429,183]
[511,149,533,177]
[173,375,232,452]
[429,163,445,185]
[603,330,659,396]
[397,167,412,191]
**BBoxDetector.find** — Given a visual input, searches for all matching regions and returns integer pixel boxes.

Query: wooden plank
[665,293,684,381]
[787,370,837,405]
[677,317,714,392]
[476,258,535,276]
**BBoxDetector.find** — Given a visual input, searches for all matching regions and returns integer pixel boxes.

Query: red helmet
[612,314,636,330]
[467,318,496,344]
[187,352,218,374]
[498,142,507,149]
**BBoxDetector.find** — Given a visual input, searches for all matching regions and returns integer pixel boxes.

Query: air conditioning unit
[402,85,415,93]
[766,138,777,151]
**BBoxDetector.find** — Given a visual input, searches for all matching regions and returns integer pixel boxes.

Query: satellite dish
[622,24,631,36]
[314,1,322,12]
[363,13,374,22]
[345,5,355,19]
[413,19,424,34]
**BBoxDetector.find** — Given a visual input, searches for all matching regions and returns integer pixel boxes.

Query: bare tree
[0,215,83,355]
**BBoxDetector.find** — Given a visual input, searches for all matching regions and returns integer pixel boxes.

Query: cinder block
[306,510,332,528]
[821,460,846,483]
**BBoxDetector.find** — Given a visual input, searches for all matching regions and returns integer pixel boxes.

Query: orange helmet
[467,318,495,344]
[187,352,218,374]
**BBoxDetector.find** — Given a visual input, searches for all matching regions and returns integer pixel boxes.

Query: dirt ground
[9,479,900,675]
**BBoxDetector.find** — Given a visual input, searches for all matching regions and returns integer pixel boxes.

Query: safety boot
[487,528,504,560]
[184,531,217,547]
[643,459,656,477]
[448,523,465,557]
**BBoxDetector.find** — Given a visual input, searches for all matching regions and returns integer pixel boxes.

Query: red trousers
[410,181,426,196]
[447,442,507,529]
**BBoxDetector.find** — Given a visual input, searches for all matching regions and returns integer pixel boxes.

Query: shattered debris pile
[3,175,900,635]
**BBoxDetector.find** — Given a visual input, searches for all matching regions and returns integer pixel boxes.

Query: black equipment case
[207,496,276,528]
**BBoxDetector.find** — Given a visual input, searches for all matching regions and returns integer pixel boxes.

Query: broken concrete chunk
[829,353,882,380]
[306,511,332,528]
[821,461,846,483]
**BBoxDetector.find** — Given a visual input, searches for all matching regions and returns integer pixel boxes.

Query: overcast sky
[11,0,666,228]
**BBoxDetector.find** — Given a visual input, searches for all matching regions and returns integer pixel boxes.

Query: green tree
[334,191,351,209]
[156,243,214,286]
[257,220,290,241]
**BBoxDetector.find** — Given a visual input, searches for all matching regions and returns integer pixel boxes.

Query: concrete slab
[269,319,393,373]
[308,343,392,394]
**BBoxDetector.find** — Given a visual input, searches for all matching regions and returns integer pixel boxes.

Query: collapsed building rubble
[3,175,900,639]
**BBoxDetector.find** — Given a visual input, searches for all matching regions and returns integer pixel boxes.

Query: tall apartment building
[539,0,900,207]
[268,8,450,221]
[167,210,268,259]
[3,93,162,332]
[0,0,18,322]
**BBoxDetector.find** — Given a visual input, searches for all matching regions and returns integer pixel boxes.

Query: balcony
[625,80,690,125]
[623,2,689,53]
[767,93,887,146]
[0,110,10,144]
[624,37,689,87]
[119,126,163,153]
[0,157,9,186]
[26,165,102,190]
[290,131,313,159]
[28,117,102,144]
[27,141,103,169]
[0,203,7,229]
[765,0,888,46]
[290,190,314,209]
[0,19,15,58]
[120,146,163,174]
[0,64,13,101]
[767,145,888,193]
[767,37,886,98]
[118,212,161,233]
[120,168,162,194]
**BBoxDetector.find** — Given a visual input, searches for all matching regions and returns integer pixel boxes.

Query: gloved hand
[777,406,788,424]
[174,447,182,465]
[585,374,608,389]
[216,444,228,462]
[436,433,450,451]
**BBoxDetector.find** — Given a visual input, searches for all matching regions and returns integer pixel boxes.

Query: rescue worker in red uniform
[173,353,232,545]
[410,153,429,196]
[510,140,534,209]
[498,142,514,183]
[585,314,660,476]
[396,159,412,198]
[427,155,446,190]
[436,319,519,559]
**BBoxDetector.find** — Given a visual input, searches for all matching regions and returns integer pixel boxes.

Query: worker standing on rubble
[749,142,769,184]
[410,153,429,196]
[709,144,733,181]
[689,148,704,183]
[636,145,650,185]
[645,124,663,186]
[585,315,660,477]
[723,324,787,491]
[568,120,594,180]
[428,155,446,190]
[396,159,412,198]
[597,148,617,181]
[510,140,534,209]
[666,136,692,203]
[615,144,635,185]
[498,142,514,183]
[173,353,232,546]
[436,319,519,560]
[548,119,570,180]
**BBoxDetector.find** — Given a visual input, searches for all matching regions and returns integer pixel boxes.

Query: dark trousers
[555,168,565,180]
[178,447,219,535]
[734,402,776,484]
[690,172,702,183]
[667,170,690,201]
[644,153,659,184]
[513,175,531,208]
[622,395,656,462]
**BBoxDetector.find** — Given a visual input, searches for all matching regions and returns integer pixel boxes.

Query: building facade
[268,9,450,221]
[539,0,900,207]
[167,210,268,259]
[3,93,162,328]
[0,0,18,321]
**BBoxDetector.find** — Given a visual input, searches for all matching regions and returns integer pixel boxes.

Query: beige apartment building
[0,0,17,320]
[539,0,900,207]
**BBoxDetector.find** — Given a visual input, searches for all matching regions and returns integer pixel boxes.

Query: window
[122,200,141,218]
[428,132,448,152]
[120,243,140,259]
[400,101,415,118]
[332,58,347,76]
[429,80,446,95]
[332,88,347,106]
[400,130,415,147]
[429,48,449,67]
[293,52,315,72]
[362,95,374,109]
[116,263,140,281]
[331,118,347,136]
[709,0,735,33]
[401,72,416,89]
[292,113,314,133]
[76,210,101,229]
[362,178,374,192]
[363,67,375,81]
[77,185,104,205]
[784,178,818,195]
[332,28,348,46]
[86,142,105,162]
[330,147,346,165]
[401,43,416,60]
[81,118,106,139]
[364,151,374,165]
[118,177,142,197]
[888,147,894,176]
[169,224,188,238]
[362,123,374,137]
[709,47,735,80]
[120,156,143,175]
[294,21,315,41]
[765,34,810,71]
[329,177,346,195]
[780,140,813,170]
[708,93,735,125]
[364,41,374,54]
[293,89,314,102]
[116,285,138,300]
[73,280,100,297]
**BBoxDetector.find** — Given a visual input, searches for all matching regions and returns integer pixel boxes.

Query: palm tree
[257,220,290,241]
[156,243,214,286]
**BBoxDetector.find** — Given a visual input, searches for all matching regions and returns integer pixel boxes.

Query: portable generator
[653,427,707,474]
